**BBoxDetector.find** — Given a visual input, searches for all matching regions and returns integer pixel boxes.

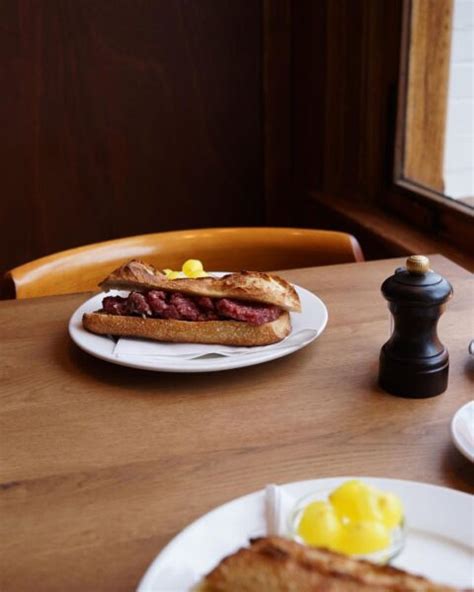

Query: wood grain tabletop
[1,255,472,592]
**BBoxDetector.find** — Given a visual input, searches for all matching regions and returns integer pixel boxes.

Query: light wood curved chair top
[4,227,364,299]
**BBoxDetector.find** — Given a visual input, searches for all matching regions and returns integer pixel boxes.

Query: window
[395,0,474,213]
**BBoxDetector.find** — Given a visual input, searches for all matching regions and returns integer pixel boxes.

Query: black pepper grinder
[379,255,453,398]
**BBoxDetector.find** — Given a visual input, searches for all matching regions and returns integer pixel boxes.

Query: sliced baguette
[195,536,460,592]
[99,260,301,313]
[82,310,291,346]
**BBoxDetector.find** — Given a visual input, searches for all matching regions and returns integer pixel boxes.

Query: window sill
[302,192,474,272]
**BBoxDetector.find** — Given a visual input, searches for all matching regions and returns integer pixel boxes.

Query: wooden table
[1,256,472,592]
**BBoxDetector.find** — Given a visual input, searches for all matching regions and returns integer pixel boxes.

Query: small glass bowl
[287,489,406,565]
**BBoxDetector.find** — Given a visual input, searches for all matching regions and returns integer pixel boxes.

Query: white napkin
[265,483,296,536]
[114,329,317,360]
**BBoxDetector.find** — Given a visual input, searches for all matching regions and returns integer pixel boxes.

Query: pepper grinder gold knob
[406,255,430,275]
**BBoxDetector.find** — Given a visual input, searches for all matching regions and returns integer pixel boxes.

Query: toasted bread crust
[195,536,459,592]
[82,311,291,346]
[99,260,301,313]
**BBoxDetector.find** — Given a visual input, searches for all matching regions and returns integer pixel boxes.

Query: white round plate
[137,477,473,591]
[68,282,327,373]
[451,401,474,462]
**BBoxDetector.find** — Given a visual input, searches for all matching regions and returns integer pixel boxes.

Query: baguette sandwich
[195,536,463,591]
[82,260,301,346]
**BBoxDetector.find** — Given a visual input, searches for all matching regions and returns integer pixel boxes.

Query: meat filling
[102,291,282,326]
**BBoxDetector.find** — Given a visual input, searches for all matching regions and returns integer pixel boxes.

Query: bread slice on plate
[194,536,461,591]
[82,310,291,346]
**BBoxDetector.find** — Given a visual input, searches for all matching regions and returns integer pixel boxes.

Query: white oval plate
[451,401,474,462]
[137,477,473,591]
[68,282,327,373]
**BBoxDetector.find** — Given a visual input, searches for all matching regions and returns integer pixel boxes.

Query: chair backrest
[4,227,364,299]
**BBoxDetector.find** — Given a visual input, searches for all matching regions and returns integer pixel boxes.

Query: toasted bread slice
[99,260,301,313]
[82,310,291,346]
[195,536,459,591]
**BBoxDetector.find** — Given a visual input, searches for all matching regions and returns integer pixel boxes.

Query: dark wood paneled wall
[0,1,263,274]
[292,0,403,205]
[262,0,406,243]
[283,0,411,261]
[262,0,293,226]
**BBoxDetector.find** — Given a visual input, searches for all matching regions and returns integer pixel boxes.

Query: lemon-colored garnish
[378,492,404,529]
[166,271,184,280]
[338,520,391,555]
[182,259,204,276]
[187,270,208,278]
[163,259,208,279]
[297,480,404,557]
[297,501,342,550]
[329,480,383,523]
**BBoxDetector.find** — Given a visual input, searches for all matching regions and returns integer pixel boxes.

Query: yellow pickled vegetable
[166,271,184,280]
[378,492,404,529]
[187,270,208,278]
[295,480,404,558]
[182,259,205,276]
[338,520,391,555]
[297,501,342,550]
[329,480,383,523]
[164,259,208,279]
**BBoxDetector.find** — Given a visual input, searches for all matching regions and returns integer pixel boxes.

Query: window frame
[392,0,473,244]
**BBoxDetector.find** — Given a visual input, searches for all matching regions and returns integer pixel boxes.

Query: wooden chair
[4,227,364,299]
